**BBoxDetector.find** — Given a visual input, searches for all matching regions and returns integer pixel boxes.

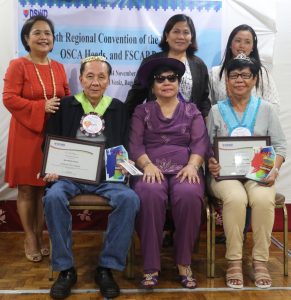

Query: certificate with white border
[41,135,105,184]
[214,136,270,180]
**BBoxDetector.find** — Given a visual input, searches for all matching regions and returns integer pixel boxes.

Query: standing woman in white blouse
[209,24,280,114]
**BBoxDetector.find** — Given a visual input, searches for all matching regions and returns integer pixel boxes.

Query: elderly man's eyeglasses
[154,74,178,83]
[228,72,253,80]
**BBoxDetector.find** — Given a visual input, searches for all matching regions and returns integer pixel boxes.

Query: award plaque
[214,136,270,180]
[41,135,105,184]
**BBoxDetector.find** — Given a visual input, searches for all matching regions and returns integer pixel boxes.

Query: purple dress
[129,101,209,272]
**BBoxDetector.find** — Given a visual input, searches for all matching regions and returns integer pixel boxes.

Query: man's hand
[41,173,59,182]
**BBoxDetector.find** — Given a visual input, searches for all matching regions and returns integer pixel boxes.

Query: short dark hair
[220,24,261,80]
[80,57,112,77]
[21,16,55,52]
[226,56,260,88]
[159,14,198,56]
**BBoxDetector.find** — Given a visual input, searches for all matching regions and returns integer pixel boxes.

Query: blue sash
[218,96,261,136]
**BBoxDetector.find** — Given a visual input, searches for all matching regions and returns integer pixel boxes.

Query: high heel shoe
[37,236,50,256]
[177,265,197,289]
[24,240,42,262]
[140,272,159,289]
[40,247,49,256]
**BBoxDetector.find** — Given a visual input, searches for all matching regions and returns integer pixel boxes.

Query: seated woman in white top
[207,54,286,290]
[208,24,280,245]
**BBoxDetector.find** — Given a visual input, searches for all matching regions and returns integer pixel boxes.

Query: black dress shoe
[50,267,77,299]
[95,266,120,298]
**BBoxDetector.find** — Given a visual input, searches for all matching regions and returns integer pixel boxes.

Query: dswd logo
[23,9,29,17]
[23,8,48,18]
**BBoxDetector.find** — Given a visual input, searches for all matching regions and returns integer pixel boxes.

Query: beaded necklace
[31,56,56,100]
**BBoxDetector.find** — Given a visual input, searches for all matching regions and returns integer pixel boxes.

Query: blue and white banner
[18,0,222,100]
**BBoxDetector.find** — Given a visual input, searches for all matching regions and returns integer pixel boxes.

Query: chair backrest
[275,193,285,206]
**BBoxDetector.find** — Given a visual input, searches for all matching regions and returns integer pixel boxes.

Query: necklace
[31,56,56,100]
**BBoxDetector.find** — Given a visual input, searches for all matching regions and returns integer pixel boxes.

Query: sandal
[178,265,197,289]
[253,260,272,289]
[24,240,42,262]
[180,275,197,289]
[37,236,50,257]
[40,247,50,256]
[226,260,243,289]
[141,272,159,289]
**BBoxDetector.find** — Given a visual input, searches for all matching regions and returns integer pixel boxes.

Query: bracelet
[187,163,200,171]
[142,160,152,169]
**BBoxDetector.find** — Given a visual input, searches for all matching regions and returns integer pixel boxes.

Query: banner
[18,0,222,99]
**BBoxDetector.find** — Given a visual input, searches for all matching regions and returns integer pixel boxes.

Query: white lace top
[179,60,193,102]
[208,65,280,114]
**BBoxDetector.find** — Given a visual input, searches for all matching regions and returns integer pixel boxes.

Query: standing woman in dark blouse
[125,14,211,119]
[2,16,70,262]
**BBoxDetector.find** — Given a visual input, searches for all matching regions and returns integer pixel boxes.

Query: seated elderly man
[42,56,140,299]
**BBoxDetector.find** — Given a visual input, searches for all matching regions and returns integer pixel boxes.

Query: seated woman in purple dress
[129,57,210,289]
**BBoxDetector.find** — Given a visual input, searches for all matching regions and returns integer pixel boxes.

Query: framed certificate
[41,135,105,184]
[214,136,270,180]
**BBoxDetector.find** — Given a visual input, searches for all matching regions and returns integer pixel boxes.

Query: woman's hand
[208,157,221,177]
[176,164,200,184]
[261,168,279,187]
[45,97,60,113]
[143,163,164,184]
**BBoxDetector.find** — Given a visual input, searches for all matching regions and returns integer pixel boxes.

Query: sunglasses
[154,74,179,83]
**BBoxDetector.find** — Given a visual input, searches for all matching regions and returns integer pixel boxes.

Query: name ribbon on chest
[75,92,113,137]
[218,96,261,137]
[80,112,105,137]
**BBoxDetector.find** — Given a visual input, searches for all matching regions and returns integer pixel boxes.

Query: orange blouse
[3,57,70,187]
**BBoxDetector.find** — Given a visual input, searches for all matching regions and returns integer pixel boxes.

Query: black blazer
[125,51,211,118]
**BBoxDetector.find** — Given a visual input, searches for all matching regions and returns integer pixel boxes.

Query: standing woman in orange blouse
[2,16,70,262]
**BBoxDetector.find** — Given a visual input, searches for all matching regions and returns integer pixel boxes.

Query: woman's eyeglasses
[228,72,253,80]
[154,74,178,83]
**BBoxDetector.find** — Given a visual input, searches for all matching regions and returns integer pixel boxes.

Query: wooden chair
[205,198,212,278]
[48,194,135,281]
[208,192,288,277]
